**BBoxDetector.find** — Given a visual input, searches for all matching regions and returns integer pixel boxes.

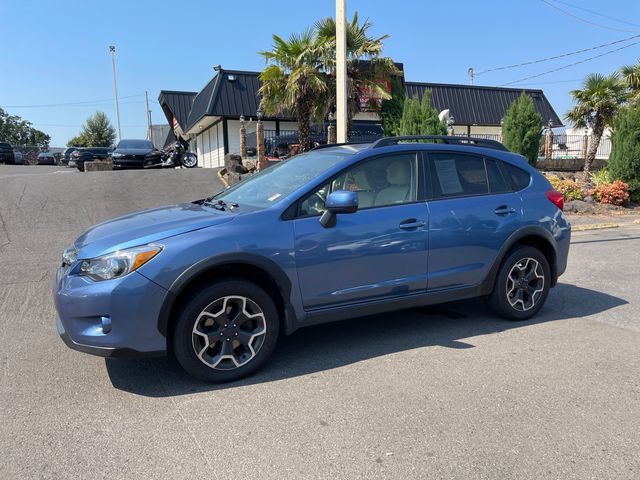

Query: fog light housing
[101,316,112,334]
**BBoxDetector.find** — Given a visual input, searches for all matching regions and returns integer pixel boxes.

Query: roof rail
[311,141,371,151]
[371,135,509,151]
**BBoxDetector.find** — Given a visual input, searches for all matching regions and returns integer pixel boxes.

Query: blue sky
[1,0,639,146]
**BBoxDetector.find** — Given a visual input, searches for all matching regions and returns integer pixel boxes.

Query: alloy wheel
[505,257,545,312]
[192,295,267,370]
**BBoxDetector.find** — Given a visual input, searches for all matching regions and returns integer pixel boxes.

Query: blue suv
[54,136,571,382]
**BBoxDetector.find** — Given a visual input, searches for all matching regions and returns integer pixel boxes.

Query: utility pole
[468,67,474,85]
[336,0,348,143]
[145,91,153,146]
[109,46,122,141]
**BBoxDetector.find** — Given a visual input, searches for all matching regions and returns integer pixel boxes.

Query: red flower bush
[592,180,630,206]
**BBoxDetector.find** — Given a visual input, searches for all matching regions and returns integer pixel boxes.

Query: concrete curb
[572,223,619,232]
[217,168,230,188]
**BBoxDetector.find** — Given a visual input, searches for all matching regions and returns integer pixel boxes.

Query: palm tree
[565,73,627,175]
[258,29,329,152]
[620,61,640,104]
[315,13,399,137]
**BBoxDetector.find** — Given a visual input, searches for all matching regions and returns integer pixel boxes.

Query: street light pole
[109,46,122,141]
[336,0,348,143]
[145,91,153,146]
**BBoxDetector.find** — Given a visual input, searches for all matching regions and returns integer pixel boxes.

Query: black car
[73,147,113,171]
[265,123,384,157]
[0,142,15,164]
[37,152,57,165]
[61,147,80,166]
[111,139,156,169]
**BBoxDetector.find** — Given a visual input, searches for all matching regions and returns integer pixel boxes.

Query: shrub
[589,168,610,187]
[546,175,585,201]
[502,93,543,167]
[591,180,630,206]
[608,106,640,200]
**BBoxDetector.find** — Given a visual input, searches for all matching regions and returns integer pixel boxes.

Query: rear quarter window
[503,163,531,191]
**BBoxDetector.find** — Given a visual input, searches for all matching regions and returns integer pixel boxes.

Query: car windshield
[213,148,356,209]
[117,140,153,149]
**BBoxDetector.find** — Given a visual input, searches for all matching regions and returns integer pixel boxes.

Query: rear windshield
[117,140,153,149]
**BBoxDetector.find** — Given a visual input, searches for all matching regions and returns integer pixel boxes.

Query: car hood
[74,203,236,258]
[114,148,153,156]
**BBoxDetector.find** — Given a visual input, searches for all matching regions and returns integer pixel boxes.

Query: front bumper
[112,157,145,168]
[53,265,169,358]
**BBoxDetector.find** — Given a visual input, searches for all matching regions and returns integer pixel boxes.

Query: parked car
[73,147,113,171]
[54,135,571,383]
[61,147,80,166]
[13,151,24,165]
[111,139,156,168]
[37,152,56,165]
[0,142,15,164]
[266,123,384,158]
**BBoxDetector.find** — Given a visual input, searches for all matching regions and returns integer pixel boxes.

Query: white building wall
[195,121,224,168]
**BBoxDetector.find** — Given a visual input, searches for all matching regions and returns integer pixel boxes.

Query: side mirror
[319,190,358,228]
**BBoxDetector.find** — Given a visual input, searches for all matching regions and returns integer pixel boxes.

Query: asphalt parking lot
[0,165,638,479]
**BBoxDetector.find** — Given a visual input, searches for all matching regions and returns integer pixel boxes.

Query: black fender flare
[480,226,559,294]
[157,253,295,337]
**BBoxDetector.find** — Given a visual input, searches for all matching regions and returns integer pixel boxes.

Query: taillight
[546,189,564,211]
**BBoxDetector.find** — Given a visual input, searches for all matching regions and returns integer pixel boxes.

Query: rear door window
[485,158,510,194]
[429,153,488,198]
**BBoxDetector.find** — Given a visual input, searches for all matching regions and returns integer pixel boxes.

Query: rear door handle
[399,218,426,230]
[494,205,516,216]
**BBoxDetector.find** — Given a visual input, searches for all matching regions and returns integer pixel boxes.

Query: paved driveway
[0,165,638,479]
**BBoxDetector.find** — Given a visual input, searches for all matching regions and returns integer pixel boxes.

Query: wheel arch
[482,226,559,294]
[157,253,296,341]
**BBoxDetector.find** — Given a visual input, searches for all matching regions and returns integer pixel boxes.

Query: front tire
[181,153,198,168]
[489,246,550,321]
[172,280,280,382]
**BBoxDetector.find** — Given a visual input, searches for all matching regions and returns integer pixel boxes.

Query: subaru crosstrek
[54,136,571,382]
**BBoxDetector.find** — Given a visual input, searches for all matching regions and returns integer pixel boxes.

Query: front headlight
[79,245,162,281]
[112,152,124,158]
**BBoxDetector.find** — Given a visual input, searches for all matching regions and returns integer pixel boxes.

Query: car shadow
[105,283,627,397]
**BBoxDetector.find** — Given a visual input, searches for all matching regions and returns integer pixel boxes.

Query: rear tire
[489,246,550,321]
[172,279,280,382]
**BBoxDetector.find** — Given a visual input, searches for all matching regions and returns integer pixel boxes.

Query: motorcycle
[144,141,198,169]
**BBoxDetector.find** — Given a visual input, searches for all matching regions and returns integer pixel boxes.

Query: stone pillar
[581,131,589,162]
[327,123,336,144]
[239,116,247,160]
[257,120,267,171]
[544,121,554,161]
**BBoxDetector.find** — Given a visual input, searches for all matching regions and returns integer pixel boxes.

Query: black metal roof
[404,82,562,127]
[165,70,563,131]
[185,70,296,130]
[158,90,197,131]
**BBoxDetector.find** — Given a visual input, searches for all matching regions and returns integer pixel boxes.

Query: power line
[514,78,582,86]
[540,0,640,33]
[1,94,145,109]
[551,0,640,29]
[477,34,640,75]
[500,39,640,86]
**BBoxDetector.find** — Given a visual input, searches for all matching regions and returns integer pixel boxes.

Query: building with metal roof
[158,68,562,168]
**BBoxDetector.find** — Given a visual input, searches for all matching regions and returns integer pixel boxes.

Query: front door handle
[494,205,516,216]
[399,218,426,230]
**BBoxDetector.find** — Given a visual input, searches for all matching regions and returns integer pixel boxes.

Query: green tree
[0,107,50,149]
[398,91,447,136]
[315,13,398,137]
[565,73,627,175]
[502,93,543,167]
[620,60,640,104]
[608,105,640,201]
[380,76,405,136]
[67,111,116,147]
[258,29,329,151]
